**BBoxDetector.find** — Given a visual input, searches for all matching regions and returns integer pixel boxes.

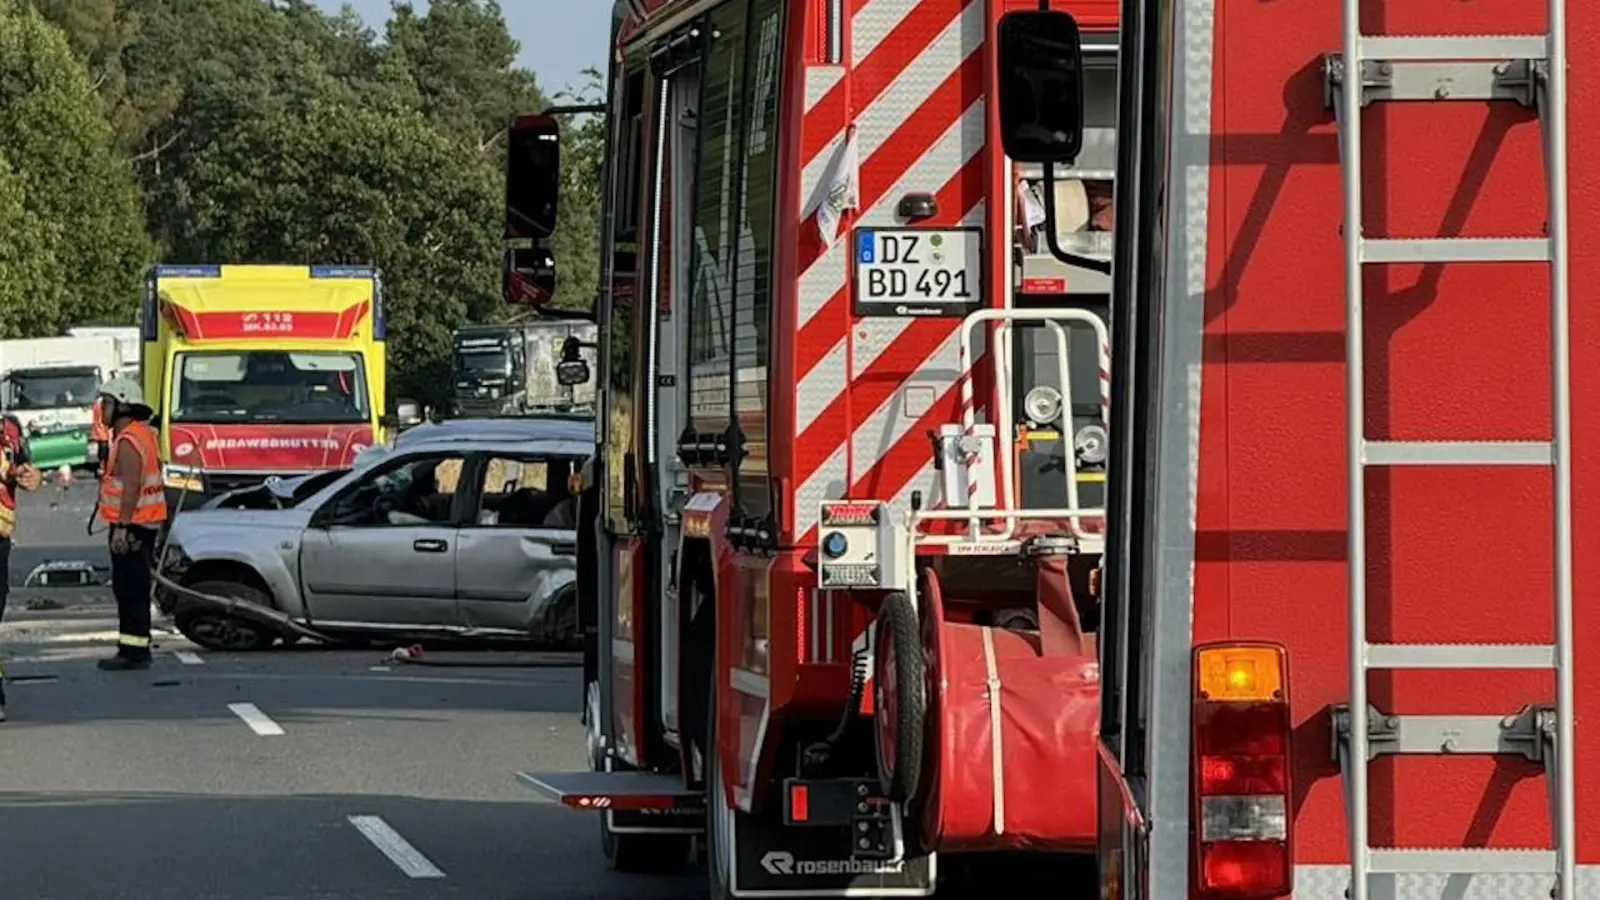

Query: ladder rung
[1361,237,1550,263]
[1364,643,1556,670]
[1358,35,1548,62]
[1366,848,1555,876]
[1362,440,1552,466]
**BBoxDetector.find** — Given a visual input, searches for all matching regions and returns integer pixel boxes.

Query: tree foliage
[11,0,605,409]
[387,0,544,145]
[0,0,150,337]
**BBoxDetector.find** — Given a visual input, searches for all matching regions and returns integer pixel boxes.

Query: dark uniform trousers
[0,533,11,624]
[111,525,158,660]
[0,534,9,712]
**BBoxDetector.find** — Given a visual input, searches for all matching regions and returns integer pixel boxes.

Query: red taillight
[1200,842,1289,892]
[789,783,810,822]
[1192,643,1293,900]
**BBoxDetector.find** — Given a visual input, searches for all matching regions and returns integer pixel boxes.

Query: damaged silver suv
[155,416,593,651]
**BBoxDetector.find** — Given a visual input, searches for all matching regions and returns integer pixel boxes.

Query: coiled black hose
[802,643,871,771]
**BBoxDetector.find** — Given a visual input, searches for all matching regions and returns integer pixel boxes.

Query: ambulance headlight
[1023,385,1063,426]
[821,531,849,559]
[1074,423,1108,465]
[163,464,204,493]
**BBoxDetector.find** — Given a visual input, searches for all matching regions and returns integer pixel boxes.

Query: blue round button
[822,531,849,559]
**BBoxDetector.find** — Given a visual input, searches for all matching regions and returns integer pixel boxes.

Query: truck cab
[452,321,599,418]
[453,324,527,416]
[511,1,1123,896]
[0,335,121,471]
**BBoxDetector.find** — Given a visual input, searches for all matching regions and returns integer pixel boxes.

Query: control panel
[815,501,907,591]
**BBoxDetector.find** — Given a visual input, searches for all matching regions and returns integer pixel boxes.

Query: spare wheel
[873,590,927,802]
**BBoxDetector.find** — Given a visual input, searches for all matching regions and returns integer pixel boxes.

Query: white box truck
[0,335,121,470]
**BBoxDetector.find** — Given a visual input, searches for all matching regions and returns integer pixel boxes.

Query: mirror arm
[529,305,598,324]
[540,104,608,118]
[1041,164,1114,275]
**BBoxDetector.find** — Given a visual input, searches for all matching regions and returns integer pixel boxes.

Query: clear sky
[311,0,611,95]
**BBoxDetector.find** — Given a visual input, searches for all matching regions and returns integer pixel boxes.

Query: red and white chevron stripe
[793,0,989,542]
[1099,333,1111,425]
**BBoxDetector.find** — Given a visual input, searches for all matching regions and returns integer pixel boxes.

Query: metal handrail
[953,307,1111,542]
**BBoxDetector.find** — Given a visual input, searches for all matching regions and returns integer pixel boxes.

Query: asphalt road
[0,644,707,900]
[0,478,703,900]
[6,475,107,587]
[0,477,1091,900]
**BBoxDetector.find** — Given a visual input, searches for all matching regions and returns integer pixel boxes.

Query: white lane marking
[174,651,204,665]
[347,815,446,879]
[16,630,122,644]
[227,702,284,736]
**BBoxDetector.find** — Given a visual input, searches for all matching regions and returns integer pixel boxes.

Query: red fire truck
[516,0,1119,894]
[1086,0,1597,897]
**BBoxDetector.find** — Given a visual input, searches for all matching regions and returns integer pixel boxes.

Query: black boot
[98,652,152,671]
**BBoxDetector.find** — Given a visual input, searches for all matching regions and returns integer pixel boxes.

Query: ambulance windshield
[171,350,370,424]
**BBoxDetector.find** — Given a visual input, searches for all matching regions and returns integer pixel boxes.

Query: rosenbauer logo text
[202,437,342,451]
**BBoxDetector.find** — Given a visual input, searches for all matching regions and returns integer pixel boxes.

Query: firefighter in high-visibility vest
[88,395,111,477]
[94,378,168,671]
[1,414,44,720]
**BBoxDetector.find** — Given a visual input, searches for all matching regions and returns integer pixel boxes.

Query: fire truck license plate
[854,227,983,317]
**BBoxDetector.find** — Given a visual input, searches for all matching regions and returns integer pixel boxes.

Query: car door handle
[413,539,449,553]
[550,541,577,556]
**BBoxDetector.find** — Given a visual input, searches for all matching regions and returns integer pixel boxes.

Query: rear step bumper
[522,770,936,896]
[518,769,705,834]
[517,769,705,812]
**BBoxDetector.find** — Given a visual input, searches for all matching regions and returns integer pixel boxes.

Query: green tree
[32,0,144,149]
[0,156,67,340]
[0,0,150,333]
[386,0,545,147]
[23,0,608,400]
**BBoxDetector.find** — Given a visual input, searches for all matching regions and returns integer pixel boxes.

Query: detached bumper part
[153,544,192,614]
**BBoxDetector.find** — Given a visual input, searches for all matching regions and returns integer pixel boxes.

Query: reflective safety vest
[0,415,26,538]
[97,421,167,526]
[0,436,16,541]
[89,397,110,443]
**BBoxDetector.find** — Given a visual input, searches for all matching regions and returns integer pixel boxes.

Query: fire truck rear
[515,0,1118,894]
[1079,0,1598,898]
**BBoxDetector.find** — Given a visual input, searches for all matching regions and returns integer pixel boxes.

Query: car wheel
[175,580,278,652]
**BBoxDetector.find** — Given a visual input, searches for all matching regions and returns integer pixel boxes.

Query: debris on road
[23,559,103,588]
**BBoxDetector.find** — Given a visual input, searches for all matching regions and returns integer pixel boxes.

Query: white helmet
[99,377,145,407]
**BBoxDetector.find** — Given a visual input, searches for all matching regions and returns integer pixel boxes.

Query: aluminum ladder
[1324,3,1576,898]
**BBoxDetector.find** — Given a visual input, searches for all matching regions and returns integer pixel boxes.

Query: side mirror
[505,114,561,238]
[996,10,1086,164]
[389,399,422,430]
[504,246,557,306]
[556,337,592,386]
[503,114,562,307]
[557,359,591,387]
